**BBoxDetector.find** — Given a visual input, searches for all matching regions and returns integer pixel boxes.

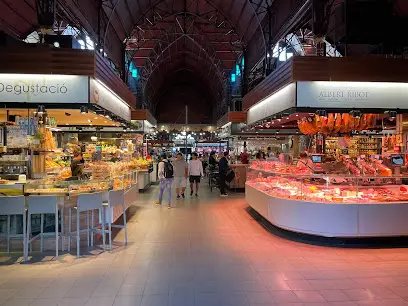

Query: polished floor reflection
[0,185,408,305]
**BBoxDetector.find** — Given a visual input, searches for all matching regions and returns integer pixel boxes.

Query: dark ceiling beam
[242,0,265,41]
[135,0,144,17]
[102,0,129,43]
[2,0,35,29]
[236,0,248,26]
[123,0,136,27]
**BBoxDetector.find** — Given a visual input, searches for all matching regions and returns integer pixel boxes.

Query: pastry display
[25,187,69,194]
[42,128,56,151]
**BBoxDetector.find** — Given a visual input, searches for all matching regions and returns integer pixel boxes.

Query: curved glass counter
[246,164,408,238]
[247,167,408,204]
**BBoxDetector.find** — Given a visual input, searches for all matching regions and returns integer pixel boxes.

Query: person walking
[219,151,229,197]
[173,152,188,199]
[154,153,174,209]
[189,152,204,197]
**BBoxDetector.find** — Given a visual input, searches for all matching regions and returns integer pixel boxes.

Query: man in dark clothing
[70,152,84,179]
[218,151,229,197]
[209,151,217,169]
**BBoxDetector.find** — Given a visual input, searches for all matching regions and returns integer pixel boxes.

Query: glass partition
[247,165,408,204]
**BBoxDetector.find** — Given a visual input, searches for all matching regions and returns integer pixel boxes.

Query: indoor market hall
[2,0,408,305]
[1,185,408,306]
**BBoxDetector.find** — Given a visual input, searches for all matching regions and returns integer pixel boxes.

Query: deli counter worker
[70,152,85,180]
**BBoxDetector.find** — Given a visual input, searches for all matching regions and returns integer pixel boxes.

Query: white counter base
[246,184,408,238]
[138,171,151,191]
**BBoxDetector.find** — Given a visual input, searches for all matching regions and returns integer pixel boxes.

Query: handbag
[225,168,235,183]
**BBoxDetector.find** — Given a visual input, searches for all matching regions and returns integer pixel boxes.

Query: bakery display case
[24,179,114,196]
[246,162,408,238]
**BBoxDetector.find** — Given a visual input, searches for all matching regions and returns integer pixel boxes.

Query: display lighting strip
[95,79,132,108]
[247,83,296,125]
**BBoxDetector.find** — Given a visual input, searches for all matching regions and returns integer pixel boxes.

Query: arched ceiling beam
[144,50,224,107]
[145,54,224,111]
[126,11,243,59]
[150,68,218,109]
[143,28,226,73]
[128,0,247,43]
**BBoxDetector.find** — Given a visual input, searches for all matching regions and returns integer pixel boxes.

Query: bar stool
[100,190,127,250]
[0,196,26,260]
[26,195,63,260]
[68,192,105,258]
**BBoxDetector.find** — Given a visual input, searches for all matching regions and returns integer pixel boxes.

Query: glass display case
[24,178,113,195]
[1,170,138,238]
[246,162,408,238]
[247,168,408,204]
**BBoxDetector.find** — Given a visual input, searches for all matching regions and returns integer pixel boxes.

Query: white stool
[0,196,26,260]
[68,192,105,258]
[26,195,63,260]
[101,190,127,250]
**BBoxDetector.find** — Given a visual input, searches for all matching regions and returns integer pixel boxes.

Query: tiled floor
[1,185,408,305]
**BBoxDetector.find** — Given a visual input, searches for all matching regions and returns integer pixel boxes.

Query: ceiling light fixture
[315,110,327,117]
[385,110,397,119]
[349,110,361,118]
[37,105,46,115]
[80,106,88,114]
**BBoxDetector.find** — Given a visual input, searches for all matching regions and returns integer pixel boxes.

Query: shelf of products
[325,137,381,158]
[246,161,408,237]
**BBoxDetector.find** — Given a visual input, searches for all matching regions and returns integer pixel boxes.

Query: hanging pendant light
[80,106,88,114]
[37,105,46,114]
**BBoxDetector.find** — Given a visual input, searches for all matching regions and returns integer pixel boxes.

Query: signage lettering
[0,74,88,103]
[297,81,408,109]
[318,90,369,100]
[0,83,68,95]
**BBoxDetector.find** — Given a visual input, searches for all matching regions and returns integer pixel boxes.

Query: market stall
[131,110,158,185]
[243,57,408,238]
[0,48,145,246]
[246,160,408,237]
